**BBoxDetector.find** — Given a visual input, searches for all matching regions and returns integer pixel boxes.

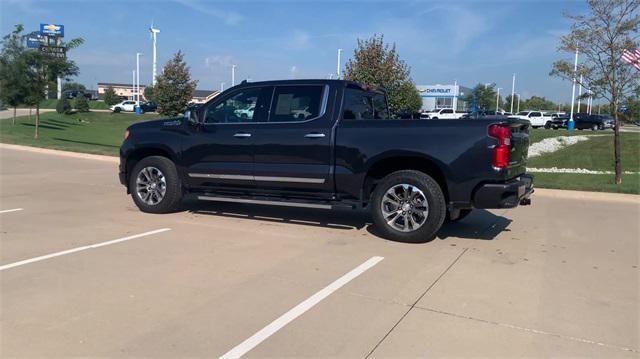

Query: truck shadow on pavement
[187,200,511,243]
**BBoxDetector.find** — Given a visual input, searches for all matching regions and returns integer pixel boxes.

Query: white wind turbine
[149,21,160,87]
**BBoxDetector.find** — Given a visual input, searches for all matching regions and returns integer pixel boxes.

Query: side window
[531,112,541,117]
[204,88,261,124]
[343,89,388,120]
[270,85,324,122]
[442,109,453,114]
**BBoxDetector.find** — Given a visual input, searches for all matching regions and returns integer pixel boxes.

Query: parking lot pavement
[1,147,638,357]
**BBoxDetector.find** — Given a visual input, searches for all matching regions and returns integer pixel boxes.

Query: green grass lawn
[528,131,640,194]
[0,111,161,156]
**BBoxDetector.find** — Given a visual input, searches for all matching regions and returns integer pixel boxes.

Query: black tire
[432,117,439,120]
[591,124,598,131]
[446,208,472,222]
[370,170,446,243]
[113,107,121,113]
[129,156,182,213]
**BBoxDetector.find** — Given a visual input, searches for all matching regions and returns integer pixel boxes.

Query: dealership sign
[417,85,459,97]
[26,33,44,48]
[40,23,64,37]
[39,45,66,58]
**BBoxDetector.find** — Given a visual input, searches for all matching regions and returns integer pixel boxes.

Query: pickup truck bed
[120,79,533,242]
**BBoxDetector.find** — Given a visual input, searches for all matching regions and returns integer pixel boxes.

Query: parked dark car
[545,114,569,129]
[575,113,614,130]
[140,102,158,113]
[119,80,533,242]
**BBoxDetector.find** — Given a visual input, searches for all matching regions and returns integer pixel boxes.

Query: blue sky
[1,0,588,103]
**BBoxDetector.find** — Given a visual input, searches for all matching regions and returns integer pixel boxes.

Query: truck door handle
[234,133,252,138]
[304,133,325,138]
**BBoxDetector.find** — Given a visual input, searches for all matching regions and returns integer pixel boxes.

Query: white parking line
[0,228,171,271]
[219,256,384,359]
[0,208,23,214]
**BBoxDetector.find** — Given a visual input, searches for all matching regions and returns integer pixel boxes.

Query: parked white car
[234,106,255,119]
[420,108,465,120]
[511,111,552,128]
[110,100,136,113]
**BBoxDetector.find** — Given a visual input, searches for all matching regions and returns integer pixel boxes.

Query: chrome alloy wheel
[135,166,167,205]
[380,184,429,232]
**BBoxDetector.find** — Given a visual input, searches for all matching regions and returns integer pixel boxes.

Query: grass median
[0,111,161,156]
[528,129,640,194]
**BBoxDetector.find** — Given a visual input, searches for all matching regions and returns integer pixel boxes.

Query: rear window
[343,87,389,120]
[270,85,324,122]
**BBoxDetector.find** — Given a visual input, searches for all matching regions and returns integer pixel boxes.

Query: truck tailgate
[507,119,530,178]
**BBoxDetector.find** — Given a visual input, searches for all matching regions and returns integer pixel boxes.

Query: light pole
[577,74,583,113]
[337,48,342,79]
[516,93,521,113]
[510,73,516,113]
[496,87,502,112]
[132,70,135,101]
[136,52,142,105]
[453,80,458,111]
[231,64,236,86]
[149,25,160,87]
[568,45,579,131]
[220,82,225,92]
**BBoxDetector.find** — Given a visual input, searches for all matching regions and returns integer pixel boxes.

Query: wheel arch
[362,153,449,206]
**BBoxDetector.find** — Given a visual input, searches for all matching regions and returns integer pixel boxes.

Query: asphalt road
[0,147,638,357]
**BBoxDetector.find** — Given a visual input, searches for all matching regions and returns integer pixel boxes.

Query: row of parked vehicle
[419,108,615,131]
[110,100,158,114]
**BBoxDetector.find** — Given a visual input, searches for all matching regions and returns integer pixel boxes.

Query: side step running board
[197,195,333,210]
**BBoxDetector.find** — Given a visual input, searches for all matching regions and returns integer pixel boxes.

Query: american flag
[622,49,640,71]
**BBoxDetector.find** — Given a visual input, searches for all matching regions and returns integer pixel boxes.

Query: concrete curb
[535,188,639,204]
[0,143,118,163]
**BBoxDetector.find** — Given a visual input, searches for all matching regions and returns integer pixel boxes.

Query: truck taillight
[488,124,512,169]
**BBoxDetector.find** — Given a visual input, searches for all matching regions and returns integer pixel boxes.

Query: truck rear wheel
[371,170,446,243]
[129,156,182,213]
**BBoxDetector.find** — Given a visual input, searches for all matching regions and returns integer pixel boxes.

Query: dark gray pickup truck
[120,79,533,242]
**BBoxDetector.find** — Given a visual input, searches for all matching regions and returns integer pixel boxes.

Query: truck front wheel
[371,170,446,243]
[129,156,183,213]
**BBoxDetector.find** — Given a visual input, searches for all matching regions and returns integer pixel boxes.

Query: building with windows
[416,84,471,112]
[97,82,219,103]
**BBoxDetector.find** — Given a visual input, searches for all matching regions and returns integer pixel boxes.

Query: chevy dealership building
[417,84,471,112]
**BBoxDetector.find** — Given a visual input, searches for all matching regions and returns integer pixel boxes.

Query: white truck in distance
[511,111,552,128]
[420,108,465,120]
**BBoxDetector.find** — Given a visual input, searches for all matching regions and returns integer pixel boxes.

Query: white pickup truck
[420,108,465,120]
[511,111,552,128]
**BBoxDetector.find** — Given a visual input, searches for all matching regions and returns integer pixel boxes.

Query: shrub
[56,98,71,114]
[75,94,90,112]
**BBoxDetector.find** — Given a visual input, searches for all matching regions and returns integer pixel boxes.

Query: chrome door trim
[197,195,332,209]
[233,133,252,138]
[254,176,325,184]
[188,173,325,184]
[304,133,326,138]
[188,173,254,181]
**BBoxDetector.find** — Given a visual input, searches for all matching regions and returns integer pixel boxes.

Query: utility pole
[136,53,142,105]
[231,65,236,86]
[337,49,342,79]
[568,44,578,130]
[496,88,502,112]
[577,74,583,113]
[149,25,160,86]
[510,73,515,113]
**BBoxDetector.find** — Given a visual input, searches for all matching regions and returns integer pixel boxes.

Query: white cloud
[173,0,243,25]
[204,55,235,69]
[290,30,311,50]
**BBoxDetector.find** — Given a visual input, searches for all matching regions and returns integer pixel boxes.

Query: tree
[56,97,71,114]
[523,96,557,111]
[74,94,89,112]
[344,35,422,116]
[464,83,498,111]
[143,85,155,103]
[0,25,27,125]
[103,86,119,106]
[154,51,197,116]
[550,0,639,185]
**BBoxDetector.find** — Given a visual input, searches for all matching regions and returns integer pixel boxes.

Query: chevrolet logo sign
[43,24,60,31]
[40,23,64,37]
